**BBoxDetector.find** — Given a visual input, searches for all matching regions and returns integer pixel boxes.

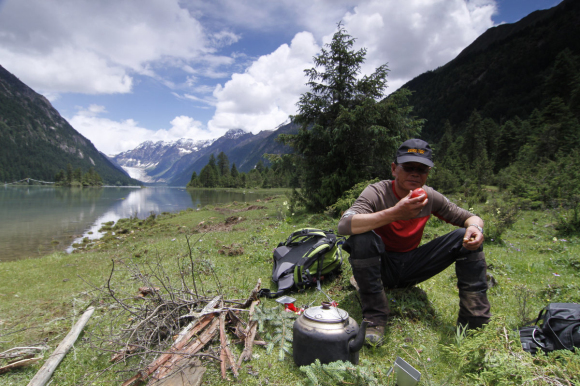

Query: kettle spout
[348,319,369,353]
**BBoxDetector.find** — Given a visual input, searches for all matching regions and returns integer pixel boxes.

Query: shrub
[327,178,380,217]
[481,200,520,243]
[555,203,580,235]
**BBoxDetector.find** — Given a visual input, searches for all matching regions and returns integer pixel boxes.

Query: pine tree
[199,164,218,187]
[217,151,230,177]
[461,110,492,185]
[281,23,422,211]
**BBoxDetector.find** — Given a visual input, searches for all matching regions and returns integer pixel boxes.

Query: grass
[1,191,580,385]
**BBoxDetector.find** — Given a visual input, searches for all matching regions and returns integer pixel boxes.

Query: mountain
[111,123,297,186]
[0,64,139,185]
[111,138,214,183]
[402,0,580,141]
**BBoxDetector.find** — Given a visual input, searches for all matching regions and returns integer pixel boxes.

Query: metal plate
[275,295,296,304]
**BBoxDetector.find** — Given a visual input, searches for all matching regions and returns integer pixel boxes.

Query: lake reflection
[0,186,286,261]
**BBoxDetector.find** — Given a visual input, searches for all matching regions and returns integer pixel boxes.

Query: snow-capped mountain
[111,137,214,183]
[109,125,298,185]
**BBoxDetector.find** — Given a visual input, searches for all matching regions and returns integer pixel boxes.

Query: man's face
[391,161,430,193]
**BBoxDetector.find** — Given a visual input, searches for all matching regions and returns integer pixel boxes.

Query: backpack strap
[258,288,287,299]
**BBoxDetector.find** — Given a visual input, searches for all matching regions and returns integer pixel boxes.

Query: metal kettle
[292,302,368,366]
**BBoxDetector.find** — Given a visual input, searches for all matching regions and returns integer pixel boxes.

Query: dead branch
[0,357,42,374]
[236,300,260,367]
[87,242,266,385]
[240,278,262,309]
[218,308,238,379]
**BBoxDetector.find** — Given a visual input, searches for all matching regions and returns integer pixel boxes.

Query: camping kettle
[292,302,368,366]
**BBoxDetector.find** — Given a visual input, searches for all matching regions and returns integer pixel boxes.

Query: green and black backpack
[260,228,344,298]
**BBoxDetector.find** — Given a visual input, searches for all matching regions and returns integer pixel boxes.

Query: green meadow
[1,191,580,385]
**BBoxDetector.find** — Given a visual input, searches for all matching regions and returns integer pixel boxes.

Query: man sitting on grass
[338,138,491,345]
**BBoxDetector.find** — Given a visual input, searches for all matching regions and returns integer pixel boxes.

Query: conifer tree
[199,164,218,187]
[281,23,422,211]
[230,163,239,179]
[217,151,230,177]
[461,110,492,185]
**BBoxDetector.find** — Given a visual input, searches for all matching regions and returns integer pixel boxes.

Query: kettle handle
[348,319,369,353]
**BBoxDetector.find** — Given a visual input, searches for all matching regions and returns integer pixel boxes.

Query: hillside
[0,64,139,185]
[402,0,580,141]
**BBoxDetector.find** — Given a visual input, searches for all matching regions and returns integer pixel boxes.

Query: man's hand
[391,190,429,221]
[462,226,484,250]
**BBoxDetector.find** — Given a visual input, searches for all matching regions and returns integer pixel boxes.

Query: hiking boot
[365,324,385,346]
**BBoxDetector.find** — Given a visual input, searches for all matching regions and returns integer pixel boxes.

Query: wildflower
[553,273,560,277]
[283,201,288,206]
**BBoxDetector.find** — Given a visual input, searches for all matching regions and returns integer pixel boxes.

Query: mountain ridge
[0,64,139,185]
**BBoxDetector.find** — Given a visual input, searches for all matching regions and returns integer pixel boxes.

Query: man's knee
[343,231,385,260]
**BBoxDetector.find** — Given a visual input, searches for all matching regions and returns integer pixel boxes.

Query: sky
[0,0,563,155]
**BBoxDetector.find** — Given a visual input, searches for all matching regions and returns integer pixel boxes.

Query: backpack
[518,303,580,355]
[260,228,344,298]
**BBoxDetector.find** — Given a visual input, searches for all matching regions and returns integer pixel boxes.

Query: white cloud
[208,31,318,133]
[206,0,496,134]
[68,106,209,155]
[0,0,499,153]
[340,0,496,92]
[0,0,233,95]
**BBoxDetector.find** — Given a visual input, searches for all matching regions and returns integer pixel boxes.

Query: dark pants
[343,229,491,329]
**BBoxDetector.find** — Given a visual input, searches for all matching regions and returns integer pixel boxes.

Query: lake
[0,185,288,262]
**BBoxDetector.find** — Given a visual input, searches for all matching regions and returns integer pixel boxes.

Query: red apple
[411,188,427,200]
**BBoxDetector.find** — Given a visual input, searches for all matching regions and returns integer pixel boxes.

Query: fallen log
[27,306,95,386]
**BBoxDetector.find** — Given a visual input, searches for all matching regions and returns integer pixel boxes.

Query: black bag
[518,326,549,355]
[538,302,580,351]
[260,228,344,298]
[518,302,580,354]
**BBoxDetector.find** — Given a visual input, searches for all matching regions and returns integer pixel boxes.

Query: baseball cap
[396,139,434,167]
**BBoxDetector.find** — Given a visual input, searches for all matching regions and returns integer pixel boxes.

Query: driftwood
[27,306,95,386]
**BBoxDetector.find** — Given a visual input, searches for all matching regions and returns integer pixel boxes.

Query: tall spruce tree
[281,23,422,211]
[217,152,230,177]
